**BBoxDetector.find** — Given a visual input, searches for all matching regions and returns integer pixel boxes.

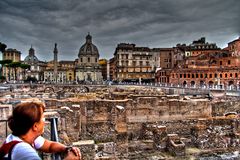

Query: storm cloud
[0,0,239,61]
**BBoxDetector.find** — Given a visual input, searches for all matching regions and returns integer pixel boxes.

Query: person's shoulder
[13,141,32,148]
[5,134,22,143]
[12,142,41,160]
[13,142,34,154]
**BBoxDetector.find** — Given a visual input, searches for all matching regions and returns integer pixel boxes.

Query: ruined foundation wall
[44,97,212,143]
[43,96,240,159]
[127,97,211,123]
[212,100,240,116]
[191,118,240,149]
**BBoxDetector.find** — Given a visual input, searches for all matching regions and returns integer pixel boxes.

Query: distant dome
[24,55,39,63]
[78,33,99,57]
[24,46,39,63]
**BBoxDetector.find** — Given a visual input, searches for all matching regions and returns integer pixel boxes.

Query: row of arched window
[172,72,238,79]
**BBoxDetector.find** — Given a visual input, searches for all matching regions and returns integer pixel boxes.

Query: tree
[0,42,7,53]
[8,62,21,81]
[0,75,6,82]
[0,59,12,80]
[0,42,8,79]
[20,63,30,81]
[0,60,5,77]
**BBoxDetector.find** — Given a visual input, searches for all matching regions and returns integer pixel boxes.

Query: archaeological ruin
[0,84,239,159]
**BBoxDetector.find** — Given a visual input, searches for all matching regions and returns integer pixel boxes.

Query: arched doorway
[229,81,234,86]
[209,81,214,88]
[200,80,204,87]
[191,81,195,87]
[183,81,187,87]
[229,81,234,90]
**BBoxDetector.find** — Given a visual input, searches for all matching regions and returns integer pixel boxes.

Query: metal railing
[47,117,61,160]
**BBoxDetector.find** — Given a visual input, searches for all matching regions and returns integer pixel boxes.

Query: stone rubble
[0,85,239,159]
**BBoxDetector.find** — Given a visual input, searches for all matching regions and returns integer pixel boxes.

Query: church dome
[24,55,39,63]
[24,46,39,63]
[78,33,99,57]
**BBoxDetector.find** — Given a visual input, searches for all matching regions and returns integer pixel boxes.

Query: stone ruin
[0,85,239,159]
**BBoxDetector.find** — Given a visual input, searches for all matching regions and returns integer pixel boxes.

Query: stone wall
[211,100,240,116]
[42,95,240,159]
[0,104,13,144]
[0,104,12,120]
[191,118,240,149]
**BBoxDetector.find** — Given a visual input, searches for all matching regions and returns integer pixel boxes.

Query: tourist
[2,102,81,160]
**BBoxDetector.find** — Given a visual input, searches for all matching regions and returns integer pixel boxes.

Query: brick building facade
[168,37,240,88]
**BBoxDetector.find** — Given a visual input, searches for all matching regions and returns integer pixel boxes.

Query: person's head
[8,102,45,136]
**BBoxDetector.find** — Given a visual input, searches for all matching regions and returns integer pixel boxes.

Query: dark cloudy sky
[0,0,239,61]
